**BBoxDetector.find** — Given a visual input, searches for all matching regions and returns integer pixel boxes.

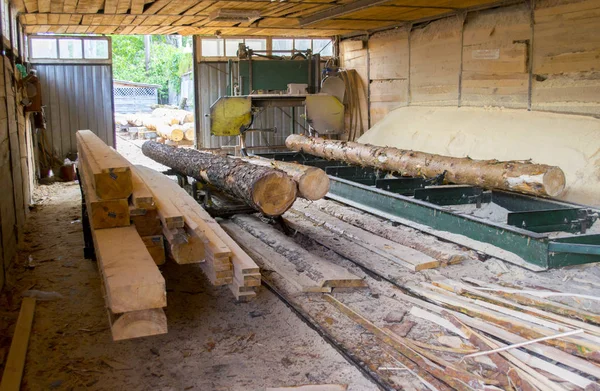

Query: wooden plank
[110,308,167,341]
[131,165,183,229]
[232,215,367,289]
[409,284,600,363]
[130,168,155,210]
[76,130,132,200]
[79,160,130,229]
[410,17,461,106]
[289,204,440,271]
[141,235,165,266]
[92,225,166,314]
[162,225,205,265]
[0,298,35,391]
[435,279,600,337]
[220,220,324,294]
[323,294,490,391]
[130,206,162,236]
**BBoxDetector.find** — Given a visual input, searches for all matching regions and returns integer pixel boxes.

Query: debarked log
[285,134,566,197]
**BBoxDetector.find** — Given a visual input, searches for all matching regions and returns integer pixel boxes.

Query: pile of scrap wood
[76,130,261,341]
[339,278,600,390]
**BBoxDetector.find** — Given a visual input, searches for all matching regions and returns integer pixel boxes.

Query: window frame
[28,35,112,65]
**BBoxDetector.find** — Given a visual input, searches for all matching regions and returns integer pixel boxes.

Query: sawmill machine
[208,43,345,155]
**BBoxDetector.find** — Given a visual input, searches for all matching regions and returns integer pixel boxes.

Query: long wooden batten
[285,134,566,197]
[141,141,297,216]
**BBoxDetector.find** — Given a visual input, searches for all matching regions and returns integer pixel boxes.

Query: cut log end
[252,172,298,216]
[543,167,567,197]
[111,308,168,341]
[299,167,330,201]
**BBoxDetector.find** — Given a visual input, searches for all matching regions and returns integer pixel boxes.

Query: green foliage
[110,35,192,103]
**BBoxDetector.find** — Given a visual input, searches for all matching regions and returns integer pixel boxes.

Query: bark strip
[141,141,297,216]
[285,134,566,197]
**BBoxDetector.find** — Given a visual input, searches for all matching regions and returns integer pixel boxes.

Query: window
[313,39,333,56]
[84,39,109,59]
[225,39,243,57]
[200,37,334,58]
[294,39,311,51]
[31,38,58,59]
[29,36,111,62]
[245,39,267,52]
[272,39,293,51]
[201,38,225,57]
[59,39,83,59]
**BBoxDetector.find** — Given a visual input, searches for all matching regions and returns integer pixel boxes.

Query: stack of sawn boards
[76,130,260,341]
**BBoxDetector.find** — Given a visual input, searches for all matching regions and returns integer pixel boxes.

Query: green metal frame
[257,151,600,269]
[238,60,311,95]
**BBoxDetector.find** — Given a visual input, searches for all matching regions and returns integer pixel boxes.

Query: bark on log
[142,141,297,216]
[238,156,329,200]
[286,134,566,197]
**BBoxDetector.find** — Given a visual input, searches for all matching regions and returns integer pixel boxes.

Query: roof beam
[299,0,392,27]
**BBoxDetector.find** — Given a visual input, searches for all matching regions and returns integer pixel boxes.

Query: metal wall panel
[195,61,306,150]
[35,64,114,158]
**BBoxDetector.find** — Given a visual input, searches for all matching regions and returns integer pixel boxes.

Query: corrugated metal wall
[195,62,306,149]
[35,64,114,158]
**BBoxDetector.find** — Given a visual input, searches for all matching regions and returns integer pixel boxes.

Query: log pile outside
[115,107,195,146]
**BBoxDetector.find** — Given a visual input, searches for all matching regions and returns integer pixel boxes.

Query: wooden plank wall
[0,15,32,291]
[368,28,409,125]
[532,0,600,115]
[341,0,600,128]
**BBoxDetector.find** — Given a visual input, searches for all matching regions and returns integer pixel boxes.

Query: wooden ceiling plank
[142,0,171,15]
[104,0,118,13]
[158,0,196,15]
[50,0,64,14]
[23,0,38,13]
[48,14,60,24]
[130,0,144,13]
[299,0,390,26]
[183,1,214,15]
[63,0,77,12]
[14,0,26,13]
[115,0,130,13]
[38,0,51,13]
[58,13,71,24]
[36,13,48,24]
[81,13,93,24]
[69,13,83,23]
[121,14,136,24]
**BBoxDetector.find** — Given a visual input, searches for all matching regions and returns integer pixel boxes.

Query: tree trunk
[142,141,297,216]
[237,156,329,200]
[286,134,566,197]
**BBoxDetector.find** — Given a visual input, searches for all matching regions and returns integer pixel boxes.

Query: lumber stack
[134,165,261,301]
[76,130,167,341]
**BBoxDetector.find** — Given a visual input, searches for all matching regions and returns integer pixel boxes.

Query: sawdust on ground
[0,185,376,390]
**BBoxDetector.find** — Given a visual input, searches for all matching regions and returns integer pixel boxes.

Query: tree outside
[111,35,193,104]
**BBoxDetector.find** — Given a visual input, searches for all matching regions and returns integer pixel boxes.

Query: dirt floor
[0,138,378,391]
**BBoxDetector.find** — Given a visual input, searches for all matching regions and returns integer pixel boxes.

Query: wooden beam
[110,308,168,341]
[0,298,35,391]
[92,225,166,314]
[299,0,392,26]
[76,130,133,200]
